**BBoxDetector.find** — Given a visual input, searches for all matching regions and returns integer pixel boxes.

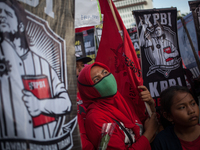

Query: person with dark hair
[76,55,94,150]
[78,62,159,149]
[0,0,71,139]
[151,86,200,150]
[76,56,92,78]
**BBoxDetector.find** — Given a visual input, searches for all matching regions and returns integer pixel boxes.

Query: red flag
[96,0,146,121]
[75,26,94,33]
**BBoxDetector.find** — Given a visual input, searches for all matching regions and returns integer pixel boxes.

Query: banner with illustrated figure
[133,8,186,107]
[0,0,79,150]
[189,1,200,58]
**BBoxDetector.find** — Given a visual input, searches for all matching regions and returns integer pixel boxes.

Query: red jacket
[77,92,94,150]
[78,62,151,150]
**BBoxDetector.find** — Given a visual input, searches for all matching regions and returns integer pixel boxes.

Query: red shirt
[179,135,200,150]
[77,92,94,150]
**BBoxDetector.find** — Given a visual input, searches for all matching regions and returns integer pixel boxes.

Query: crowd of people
[76,56,200,150]
[0,0,199,148]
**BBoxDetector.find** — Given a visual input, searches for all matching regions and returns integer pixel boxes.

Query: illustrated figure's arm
[164,43,179,59]
[139,18,152,47]
[22,68,72,117]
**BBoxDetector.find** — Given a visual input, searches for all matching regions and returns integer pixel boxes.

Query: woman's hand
[138,85,156,113]
[143,113,159,143]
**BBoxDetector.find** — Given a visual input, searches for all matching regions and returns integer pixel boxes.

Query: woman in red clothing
[78,62,159,149]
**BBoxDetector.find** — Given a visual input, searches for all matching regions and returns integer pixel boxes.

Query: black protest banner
[189,1,200,58]
[133,8,186,108]
[0,0,79,150]
[127,27,140,58]
[83,28,96,63]
[75,32,86,58]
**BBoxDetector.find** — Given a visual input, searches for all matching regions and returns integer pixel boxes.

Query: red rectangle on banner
[22,75,55,127]
[164,46,173,62]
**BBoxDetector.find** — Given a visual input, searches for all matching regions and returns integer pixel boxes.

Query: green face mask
[94,73,117,97]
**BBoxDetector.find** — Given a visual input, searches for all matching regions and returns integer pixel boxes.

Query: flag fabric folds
[96,0,146,121]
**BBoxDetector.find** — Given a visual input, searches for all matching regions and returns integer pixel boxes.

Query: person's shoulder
[152,125,183,150]
[85,109,113,135]
[86,109,110,123]
[86,109,115,130]
[153,125,175,143]
[151,126,179,150]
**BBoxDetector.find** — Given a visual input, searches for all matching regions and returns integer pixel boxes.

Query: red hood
[78,62,142,141]
[77,62,110,105]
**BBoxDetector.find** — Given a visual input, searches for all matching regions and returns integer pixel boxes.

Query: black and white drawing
[0,1,76,148]
[135,10,181,78]
[133,8,186,107]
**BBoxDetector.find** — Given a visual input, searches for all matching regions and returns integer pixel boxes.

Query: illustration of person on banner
[141,20,179,65]
[0,0,72,140]
[138,14,181,77]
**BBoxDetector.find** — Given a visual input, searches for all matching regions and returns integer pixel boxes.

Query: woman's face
[169,92,199,127]
[90,65,109,84]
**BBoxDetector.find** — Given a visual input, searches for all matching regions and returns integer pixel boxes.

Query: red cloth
[96,0,146,123]
[78,62,151,150]
[77,92,94,150]
[179,135,200,150]
[75,26,94,33]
